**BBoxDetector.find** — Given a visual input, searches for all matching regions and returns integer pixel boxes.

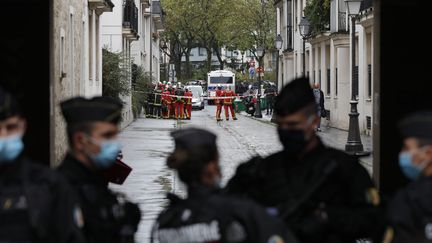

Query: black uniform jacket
[387,176,432,243]
[0,156,83,243]
[225,139,385,243]
[58,154,139,243]
[154,185,299,243]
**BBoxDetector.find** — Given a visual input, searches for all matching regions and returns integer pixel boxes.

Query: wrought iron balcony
[123,0,139,40]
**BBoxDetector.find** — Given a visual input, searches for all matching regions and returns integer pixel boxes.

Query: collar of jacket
[60,153,107,186]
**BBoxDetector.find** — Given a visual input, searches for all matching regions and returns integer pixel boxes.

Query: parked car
[186,85,205,110]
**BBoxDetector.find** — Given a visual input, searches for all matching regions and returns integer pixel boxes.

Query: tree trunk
[206,48,213,73]
[213,44,224,70]
[185,48,192,79]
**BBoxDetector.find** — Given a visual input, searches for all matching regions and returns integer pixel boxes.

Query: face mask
[277,116,314,155]
[86,136,122,169]
[399,150,431,181]
[0,135,24,163]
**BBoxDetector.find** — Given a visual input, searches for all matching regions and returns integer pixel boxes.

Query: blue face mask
[88,139,122,169]
[399,151,431,181]
[0,135,24,163]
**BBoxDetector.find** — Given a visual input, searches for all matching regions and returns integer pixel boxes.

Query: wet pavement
[110,105,282,242]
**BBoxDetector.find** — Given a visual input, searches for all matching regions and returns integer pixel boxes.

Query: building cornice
[308,31,332,45]
[331,34,350,48]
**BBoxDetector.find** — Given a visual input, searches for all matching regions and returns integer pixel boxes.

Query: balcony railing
[338,12,347,32]
[123,0,138,34]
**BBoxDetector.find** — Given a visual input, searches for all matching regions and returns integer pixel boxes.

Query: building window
[70,12,75,94]
[96,16,100,82]
[335,68,338,96]
[60,31,66,78]
[368,64,372,98]
[286,0,293,50]
[88,12,93,82]
[199,48,206,56]
[326,69,330,95]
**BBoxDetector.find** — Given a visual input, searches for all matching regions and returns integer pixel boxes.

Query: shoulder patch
[73,205,85,228]
[268,235,285,243]
[366,188,380,206]
[382,227,394,243]
[425,223,432,240]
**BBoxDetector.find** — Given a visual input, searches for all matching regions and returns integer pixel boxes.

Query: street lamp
[271,34,283,123]
[299,17,311,76]
[344,0,369,156]
[254,45,265,118]
[160,40,169,83]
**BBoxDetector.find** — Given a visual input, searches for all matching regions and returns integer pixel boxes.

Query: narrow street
[110,106,282,242]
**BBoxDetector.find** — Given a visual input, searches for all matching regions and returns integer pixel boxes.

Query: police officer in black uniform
[153,128,299,243]
[225,78,385,243]
[58,96,141,243]
[384,111,432,243]
[0,87,83,243]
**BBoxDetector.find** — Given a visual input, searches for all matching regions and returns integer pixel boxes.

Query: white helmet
[173,85,177,89]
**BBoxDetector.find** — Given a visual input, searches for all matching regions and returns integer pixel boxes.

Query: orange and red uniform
[215,89,224,121]
[184,90,193,119]
[223,90,237,120]
[161,90,172,119]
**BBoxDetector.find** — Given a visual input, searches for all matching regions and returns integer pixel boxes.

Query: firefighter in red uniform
[184,88,193,120]
[170,86,176,119]
[174,86,185,120]
[223,85,237,121]
[162,85,172,119]
[215,85,224,121]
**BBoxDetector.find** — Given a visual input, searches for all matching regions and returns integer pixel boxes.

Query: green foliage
[102,48,130,100]
[161,0,276,73]
[304,0,331,34]
[131,66,153,119]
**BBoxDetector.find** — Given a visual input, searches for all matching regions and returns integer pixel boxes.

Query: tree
[304,0,331,34]
[232,0,277,73]
[131,66,153,118]
[102,48,130,100]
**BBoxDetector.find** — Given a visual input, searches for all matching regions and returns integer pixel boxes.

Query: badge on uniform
[365,188,380,206]
[73,205,85,228]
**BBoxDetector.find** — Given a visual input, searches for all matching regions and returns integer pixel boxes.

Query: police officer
[0,87,83,243]
[58,96,141,243]
[225,77,384,243]
[152,128,299,243]
[384,111,432,243]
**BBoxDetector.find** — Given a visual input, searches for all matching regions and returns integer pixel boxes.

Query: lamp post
[299,17,311,76]
[160,40,169,83]
[344,0,369,156]
[254,45,265,118]
[271,34,283,123]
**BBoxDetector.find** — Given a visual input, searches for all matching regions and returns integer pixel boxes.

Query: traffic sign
[257,67,264,73]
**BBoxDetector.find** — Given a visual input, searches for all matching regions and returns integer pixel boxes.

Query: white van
[186,85,205,110]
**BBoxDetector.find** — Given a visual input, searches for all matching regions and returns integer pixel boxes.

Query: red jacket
[184,91,193,105]
[224,90,236,105]
[215,89,225,105]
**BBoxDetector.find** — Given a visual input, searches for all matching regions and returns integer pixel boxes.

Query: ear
[72,132,87,150]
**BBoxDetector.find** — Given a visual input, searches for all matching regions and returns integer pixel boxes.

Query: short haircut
[66,122,95,147]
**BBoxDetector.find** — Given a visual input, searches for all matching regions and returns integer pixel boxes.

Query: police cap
[398,111,432,140]
[0,87,21,121]
[274,77,315,116]
[171,128,217,150]
[60,96,123,125]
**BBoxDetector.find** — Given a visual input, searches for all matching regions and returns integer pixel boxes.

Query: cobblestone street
[110,105,375,242]
[110,106,282,242]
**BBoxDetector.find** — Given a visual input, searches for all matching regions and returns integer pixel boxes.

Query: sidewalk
[240,112,373,175]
